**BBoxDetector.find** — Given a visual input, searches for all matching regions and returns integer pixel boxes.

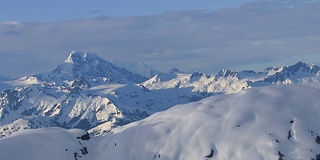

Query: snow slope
[96,82,320,160]
[2,51,320,138]
[0,127,96,160]
[1,82,320,160]
[0,51,212,137]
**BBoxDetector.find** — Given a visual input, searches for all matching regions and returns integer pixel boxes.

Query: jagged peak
[217,69,238,77]
[150,74,161,82]
[190,71,208,79]
[270,61,320,73]
[65,51,103,64]
[286,61,307,69]
[46,51,148,83]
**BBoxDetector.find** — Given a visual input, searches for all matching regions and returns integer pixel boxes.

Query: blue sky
[1,0,320,76]
[1,0,258,22]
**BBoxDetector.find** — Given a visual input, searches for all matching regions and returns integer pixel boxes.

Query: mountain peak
[47,51,148,83]
[65,51,101,64]
[216,69,238,79]
[271,61,320,74]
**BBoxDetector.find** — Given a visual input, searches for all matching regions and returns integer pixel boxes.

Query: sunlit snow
[1,83,320,160]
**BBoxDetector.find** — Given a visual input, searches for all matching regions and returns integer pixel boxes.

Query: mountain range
[1,82,320,160]
[1,51,320,138]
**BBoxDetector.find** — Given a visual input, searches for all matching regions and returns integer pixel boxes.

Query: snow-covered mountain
[1,82,320,160]
[111,60,163,78]
[1,51,320,138]
[141,61,320,94]
[0,51,212,137]
[37,51,148,83]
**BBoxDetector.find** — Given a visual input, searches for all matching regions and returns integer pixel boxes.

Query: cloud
[1,30,21,37]
[1,0,320,76]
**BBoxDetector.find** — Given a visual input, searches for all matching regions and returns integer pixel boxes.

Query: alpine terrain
[1,51,320,138]
[1,82,320,160]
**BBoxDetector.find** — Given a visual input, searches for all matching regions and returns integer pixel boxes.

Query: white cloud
[1,0,320,76]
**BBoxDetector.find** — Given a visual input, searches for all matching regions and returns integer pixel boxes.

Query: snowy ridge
[1,83,320,159]
[141,61,320,94]
[264,61,320,84]
[1,51,320,138]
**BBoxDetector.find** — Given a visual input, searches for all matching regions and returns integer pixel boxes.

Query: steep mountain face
[1,83,320,160]
[37,51,148,84]
[1,51,320,138]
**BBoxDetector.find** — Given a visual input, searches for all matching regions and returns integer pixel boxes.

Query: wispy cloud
[87,9,104,15]
[1,0,320,76]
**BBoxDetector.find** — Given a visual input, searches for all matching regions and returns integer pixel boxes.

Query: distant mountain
[1,82,320,160]
[0,51,212,137]
[36,51,148,84]
[263,61,320,84]
[142,61,320,94]
[1,51,320,138]
[111,61,163,78]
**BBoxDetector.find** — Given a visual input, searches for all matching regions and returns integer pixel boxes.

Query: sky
[1,0,320,76]
[0,0,257,22]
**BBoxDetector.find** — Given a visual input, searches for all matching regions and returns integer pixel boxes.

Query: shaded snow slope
[96,82,320,160]
[1,83,320,160]
[0,127,96,160]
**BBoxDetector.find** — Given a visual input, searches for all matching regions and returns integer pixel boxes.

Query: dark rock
[74,152,82,160]
[205,149,214,158]
[79,147,88,155]
[278,151,284,160]
[77,131,90,141]
[288,130,293,140]
[316,136,320,144]
[83,147,88,154]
